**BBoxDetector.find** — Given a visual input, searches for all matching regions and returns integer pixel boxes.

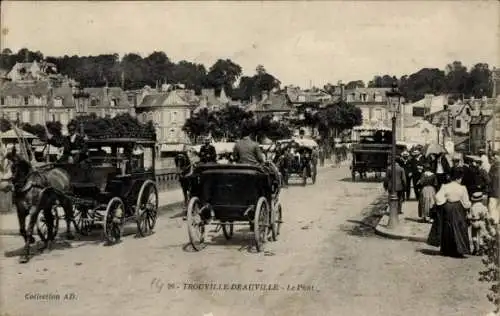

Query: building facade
[135,87,196,151]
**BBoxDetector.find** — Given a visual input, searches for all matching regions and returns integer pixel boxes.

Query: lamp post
[386,82,403,229]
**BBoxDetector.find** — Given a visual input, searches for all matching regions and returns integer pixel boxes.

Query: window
[0,97,4,105]
[90,98,98,106]
[24,96,29,105]
[456,119,461,129]
[169,128,175,139]
[171,111,177,123]
[412,107,426,117]
[111,98,117,107]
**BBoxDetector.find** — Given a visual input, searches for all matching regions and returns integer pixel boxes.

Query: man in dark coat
[410,148,425,200]
[198,137,217,164]
[46,121,88,164]
[399,151,412,200]
[383,157,407,214]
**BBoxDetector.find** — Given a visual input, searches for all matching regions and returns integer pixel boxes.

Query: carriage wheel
[136,181,159,237]
[74,207,92,236]
[302,168,307,186]
[222,222,234,240]
[253,197,269,252]
[36,205,60,242]
[104,197,126,244]
[271,202,283,241]
[187,197,206,251]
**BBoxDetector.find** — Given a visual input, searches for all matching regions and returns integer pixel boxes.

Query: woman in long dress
[428,167,471,257]
[417,163,438,222]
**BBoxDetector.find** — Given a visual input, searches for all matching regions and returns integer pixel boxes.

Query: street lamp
[386,82,403,229]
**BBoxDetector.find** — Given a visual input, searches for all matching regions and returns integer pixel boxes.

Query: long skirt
[440,201,471,257]
[419,185,435,218]
[427,205,442,247]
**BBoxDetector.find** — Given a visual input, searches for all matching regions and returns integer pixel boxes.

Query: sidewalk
[0,188,184,236]
[375,199,431,242]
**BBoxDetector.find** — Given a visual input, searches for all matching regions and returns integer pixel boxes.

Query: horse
[174,152,194,209]
[2,157,76,263]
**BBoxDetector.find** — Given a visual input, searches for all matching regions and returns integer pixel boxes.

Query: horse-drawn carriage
[36,138,159,244]
[275,138,318,186]
[185,162,282,252]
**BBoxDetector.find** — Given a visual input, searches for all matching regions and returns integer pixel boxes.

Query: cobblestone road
[0,166,492,316]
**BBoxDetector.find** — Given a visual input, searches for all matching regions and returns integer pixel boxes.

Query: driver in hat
[46,121,88,164]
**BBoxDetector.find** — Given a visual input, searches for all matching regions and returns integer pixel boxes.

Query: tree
[234,65,280,101]
[217,106,254,139]
[445,61,469,98]
[468,63,492,98]
[206,59,242,96]
[253,115,292,141]
[182,108,221,142]
[322,101,363,135]
[172,60,207,94]
[345,80,365,89]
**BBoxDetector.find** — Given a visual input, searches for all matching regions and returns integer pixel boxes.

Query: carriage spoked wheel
[103,197,126,244]
[187,197,206,251]
[136,181,159,237]
[36,204,60,242]
[271,202,282,242]
[253,197,269,252]
[74,207,92,236]
[222,222,234,240]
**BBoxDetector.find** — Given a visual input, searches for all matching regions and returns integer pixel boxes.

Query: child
[417,163,438,222]
[469,191,489,255]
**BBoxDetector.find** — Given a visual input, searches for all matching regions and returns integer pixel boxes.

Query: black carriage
[277,139,318,186]
[185,163,282,252]
[36,138,159,244]
[350,126,405,181]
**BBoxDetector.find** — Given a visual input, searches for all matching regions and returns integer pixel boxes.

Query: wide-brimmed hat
[452,153,461,161]
[479,148,486,154]
[471,192,484,202]
[401,151,410,157]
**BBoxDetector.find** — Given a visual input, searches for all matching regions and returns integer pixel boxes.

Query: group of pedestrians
[384,144,500,258]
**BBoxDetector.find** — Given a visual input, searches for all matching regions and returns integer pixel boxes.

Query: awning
[0,129,38,140]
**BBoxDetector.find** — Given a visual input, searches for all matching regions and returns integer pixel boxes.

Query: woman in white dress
[427,167,471,257]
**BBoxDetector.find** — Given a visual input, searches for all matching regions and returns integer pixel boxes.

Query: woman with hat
[427,167,471,258]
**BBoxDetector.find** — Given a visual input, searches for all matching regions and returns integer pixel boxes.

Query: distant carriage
[350,126,406,181]
[275,138,318,186]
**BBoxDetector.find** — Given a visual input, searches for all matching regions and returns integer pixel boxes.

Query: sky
[1,1,499,87]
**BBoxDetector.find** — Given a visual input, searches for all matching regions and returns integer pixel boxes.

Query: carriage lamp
[385,82,403,229]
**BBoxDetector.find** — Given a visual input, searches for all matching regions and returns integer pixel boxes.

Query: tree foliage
[366,61,495,102]
[234,64,281,101]
[0,48,238,96]
[71,113,156,140]
[182,106,291,143]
